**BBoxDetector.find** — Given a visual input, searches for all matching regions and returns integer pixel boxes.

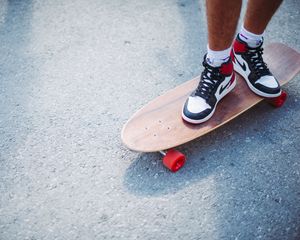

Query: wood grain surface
[121,43,300,152]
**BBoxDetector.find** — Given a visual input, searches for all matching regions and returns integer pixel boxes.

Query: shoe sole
[182,77,237,124]
[233,57,281,98]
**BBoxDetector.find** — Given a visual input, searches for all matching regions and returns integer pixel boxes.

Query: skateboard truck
[159,149,186,172]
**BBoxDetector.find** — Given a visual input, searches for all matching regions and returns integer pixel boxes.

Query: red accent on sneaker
[233,39,247,53]
[228,73,235,86]
[220,60,233,76]
[230,50,235,63]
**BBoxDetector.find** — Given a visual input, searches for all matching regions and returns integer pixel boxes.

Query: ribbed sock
[239,25,264,48]
[206,45,231,67]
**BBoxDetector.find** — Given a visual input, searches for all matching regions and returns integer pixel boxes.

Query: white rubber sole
[233,60,281,98]
[182,77,237,124]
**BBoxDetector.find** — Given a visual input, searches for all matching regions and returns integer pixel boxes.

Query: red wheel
[269,90,287,108]
[162,149,186,172]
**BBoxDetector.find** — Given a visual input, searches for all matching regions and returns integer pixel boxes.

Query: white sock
[239,25,263,48]
[206,45,231,67]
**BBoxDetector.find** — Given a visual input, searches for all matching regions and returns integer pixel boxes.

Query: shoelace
[246,47,270,77]
[195,61,222,100]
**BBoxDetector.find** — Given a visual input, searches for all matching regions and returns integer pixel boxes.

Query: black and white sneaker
[232,35,281,97]
[182,56,236,124]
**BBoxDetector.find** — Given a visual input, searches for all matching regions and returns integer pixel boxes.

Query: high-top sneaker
[182,56,236,124]
[232,35,281,97]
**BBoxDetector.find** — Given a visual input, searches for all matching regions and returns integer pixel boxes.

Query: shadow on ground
[123,98,296,196]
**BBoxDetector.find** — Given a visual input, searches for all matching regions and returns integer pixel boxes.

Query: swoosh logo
[235,56,247,71]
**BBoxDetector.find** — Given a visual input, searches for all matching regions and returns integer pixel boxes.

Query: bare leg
[244,0,283,34]
[182,0,242,123]
[231,0,283,100]
[206,0,242,51]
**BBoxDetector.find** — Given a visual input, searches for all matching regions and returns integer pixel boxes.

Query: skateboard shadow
[123,144,214,197]
[122,92,298,197]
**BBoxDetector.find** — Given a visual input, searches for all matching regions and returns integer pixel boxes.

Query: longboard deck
[122,43,300,152]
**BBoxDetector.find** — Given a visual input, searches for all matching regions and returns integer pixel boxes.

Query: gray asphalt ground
[0,0,300,239]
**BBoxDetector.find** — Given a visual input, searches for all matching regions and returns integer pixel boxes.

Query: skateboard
[121,43,300,172]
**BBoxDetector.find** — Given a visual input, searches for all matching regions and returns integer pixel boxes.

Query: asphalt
[0,0,300,239]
